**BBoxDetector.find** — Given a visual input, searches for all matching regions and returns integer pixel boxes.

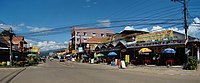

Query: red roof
[2,36,27,44]
[84,38,109,44]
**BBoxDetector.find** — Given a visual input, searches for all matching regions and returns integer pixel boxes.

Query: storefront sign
[136,30,173,42]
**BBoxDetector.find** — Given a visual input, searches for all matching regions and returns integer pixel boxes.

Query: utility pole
[171,0,189,67]
[9,28,14,66]
[183,0,188,41]
[171,0,188,40]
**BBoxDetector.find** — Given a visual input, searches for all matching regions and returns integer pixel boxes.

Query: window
[92,33,96,37]
[83,38,87,41]
[83,32,87,36]
[77,38,80,42]
[101,33,104,37]
[83,38,87,42]
[77,32,80,36]
[106,33,112,36]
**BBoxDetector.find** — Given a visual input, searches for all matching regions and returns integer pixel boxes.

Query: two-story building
[70,27,114,52]
[70,27,114,62]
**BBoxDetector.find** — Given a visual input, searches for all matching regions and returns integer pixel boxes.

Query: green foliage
[13,61,25,67]
[125,62,129,67]
[186,56,198,70]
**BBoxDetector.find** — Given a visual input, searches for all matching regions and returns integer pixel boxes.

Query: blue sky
[0,0,199,51]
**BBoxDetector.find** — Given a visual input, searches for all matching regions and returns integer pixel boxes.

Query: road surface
[6,60,200,83]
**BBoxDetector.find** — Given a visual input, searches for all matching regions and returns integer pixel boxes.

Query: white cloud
[97,19,111,27]
[151,26,166,32]
[120,26,149,32]
[25,39,38,47]
[168,27,184,34]
[0,24,18,31]
[25,38,69,51]
[36,41,68,51]
[137,28,149,32]
[26,26,51,32]
[124,26,134,30]
[18,23,25,27]
[188,17,200,38]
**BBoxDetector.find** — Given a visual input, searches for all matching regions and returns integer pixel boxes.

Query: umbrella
[97,53,104,57]
[27,54,37,57]
[163,48,176,53]
[108,52,117,56]
[139,48,152,54]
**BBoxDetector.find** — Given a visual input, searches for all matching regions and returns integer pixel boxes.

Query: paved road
[6,60,200,83]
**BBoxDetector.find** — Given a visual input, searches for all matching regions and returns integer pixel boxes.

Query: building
[70,27,114,52]
[93,28,148,64]
[0,36,9,49]
[0,36,28,62]
[95,29,200,66]
[127,30,200,65]
[3,36,28,52]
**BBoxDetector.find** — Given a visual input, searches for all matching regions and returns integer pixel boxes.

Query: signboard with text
[136,30,173,42]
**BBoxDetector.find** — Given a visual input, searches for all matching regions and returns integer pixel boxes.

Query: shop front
[127,30,194,66]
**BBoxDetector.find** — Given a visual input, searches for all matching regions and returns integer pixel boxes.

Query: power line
[18,18,183,36]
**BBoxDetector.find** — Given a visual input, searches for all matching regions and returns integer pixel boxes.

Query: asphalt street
[1,60,199,83]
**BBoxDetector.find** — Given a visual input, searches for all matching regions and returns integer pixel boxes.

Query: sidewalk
[0,68,24,81]
[83,62,200,76]
[124,65,200,76]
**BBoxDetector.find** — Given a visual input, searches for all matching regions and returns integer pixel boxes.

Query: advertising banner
[136,30,173,42]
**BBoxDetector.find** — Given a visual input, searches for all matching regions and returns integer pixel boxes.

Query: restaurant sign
[136,30,173,42]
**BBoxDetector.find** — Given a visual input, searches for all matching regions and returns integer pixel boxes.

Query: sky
[0,0,200,51]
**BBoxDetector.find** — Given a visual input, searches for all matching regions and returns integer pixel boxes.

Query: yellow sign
[31,46,39,53]
[136,30,173,42]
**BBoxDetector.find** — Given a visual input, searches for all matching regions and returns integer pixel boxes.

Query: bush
[185,56,197,70]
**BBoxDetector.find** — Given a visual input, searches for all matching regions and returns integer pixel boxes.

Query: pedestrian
[156,55,160,65]
[153,56,156,64]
